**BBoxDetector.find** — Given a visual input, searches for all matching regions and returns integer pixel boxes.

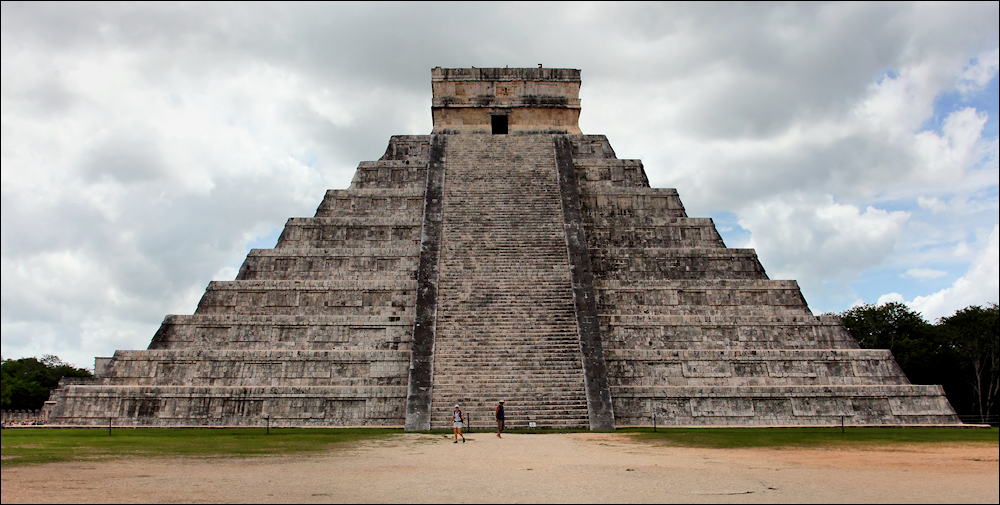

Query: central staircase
[430,134,590,429]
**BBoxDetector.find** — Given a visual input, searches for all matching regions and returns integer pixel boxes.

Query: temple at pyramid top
[431,66,582,134]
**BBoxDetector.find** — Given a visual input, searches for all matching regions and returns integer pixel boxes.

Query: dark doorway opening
[491,115,508,134]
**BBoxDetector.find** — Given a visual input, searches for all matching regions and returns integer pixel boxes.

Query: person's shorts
[453,421,463,429]
[497,419,505,430]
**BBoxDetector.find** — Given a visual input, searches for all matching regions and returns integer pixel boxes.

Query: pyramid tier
[48,384,406,427]
[612,384,957,426]
[589,247,768,280]
[148,313,414,351]
[604,348,910,387]
[193,279,416,317]
[599,314,859,350]
[236,247,419,281]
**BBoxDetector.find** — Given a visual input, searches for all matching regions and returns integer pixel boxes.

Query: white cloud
[911,107,987,184]
[856,64,941,135]
[908,224,1000,320]
[901,268,948,279]
[877,292,906,305]
[957,48,1000,94]
[740,195,910,294]
[954,241,972,257]
[917,196,947,213]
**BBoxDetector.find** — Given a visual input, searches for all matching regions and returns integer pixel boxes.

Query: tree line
[1,355,92,411]
[838,302,998,422]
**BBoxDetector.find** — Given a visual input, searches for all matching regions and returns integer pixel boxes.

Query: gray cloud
[80,127,168,183]
[2,2,997,367]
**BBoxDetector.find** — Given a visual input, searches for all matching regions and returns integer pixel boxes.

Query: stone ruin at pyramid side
[45,67,960,429]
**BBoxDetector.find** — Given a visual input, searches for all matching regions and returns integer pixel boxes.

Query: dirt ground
[2,433,997,503]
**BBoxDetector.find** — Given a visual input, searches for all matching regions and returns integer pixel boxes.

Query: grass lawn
[1,427,400,467]
[3,427,996,467]
[619,426,1000,448]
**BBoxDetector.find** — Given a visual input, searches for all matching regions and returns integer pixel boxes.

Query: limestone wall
[605,349,908,387]
[600,315,860,350]
[613,385,956,426]
[89,350,407,388]
[148,314,413,351]
[589,248,768,281]
[236,248,419,282]
[51,384,406,427]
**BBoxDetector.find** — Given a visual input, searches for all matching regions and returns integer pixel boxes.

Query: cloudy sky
[2,2,998,369]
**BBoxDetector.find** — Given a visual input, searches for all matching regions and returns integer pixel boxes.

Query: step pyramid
[44,67,959,428]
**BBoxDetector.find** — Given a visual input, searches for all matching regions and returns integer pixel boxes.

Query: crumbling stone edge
[404,135,446,431]
[553,135,616,430]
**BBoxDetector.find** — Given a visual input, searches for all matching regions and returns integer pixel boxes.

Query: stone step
[432,411,589,420]
[434,350,582,356]
[433,402,589,411]
[434,353,582,360]
[433,412,590,421]
[434,393,588,401]
[437,374,583,386]
[434,370,583,376]
[433,336,580,341]
[431,346,581,352]
[434,357,584,363]
[433,386,586,393]
[433,357,584,364]
[433,338,580,343]
[434,369,582,375]
[432,403,589,412]
[433,382,586,389]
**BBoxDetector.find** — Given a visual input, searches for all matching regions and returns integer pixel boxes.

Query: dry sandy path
[2,433,997,503]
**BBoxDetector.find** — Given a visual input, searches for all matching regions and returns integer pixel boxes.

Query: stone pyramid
[45,67,960,429]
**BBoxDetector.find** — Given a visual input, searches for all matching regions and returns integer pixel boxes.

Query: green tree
[837,302,946,384]
[837,302,972,415]
[838,302,928,348]
[938,304,999,420]
[0,355,92,411]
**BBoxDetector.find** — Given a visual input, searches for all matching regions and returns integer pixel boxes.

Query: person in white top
[452,405,466,443]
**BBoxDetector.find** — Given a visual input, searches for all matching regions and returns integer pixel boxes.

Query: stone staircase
[430,134,589,429]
